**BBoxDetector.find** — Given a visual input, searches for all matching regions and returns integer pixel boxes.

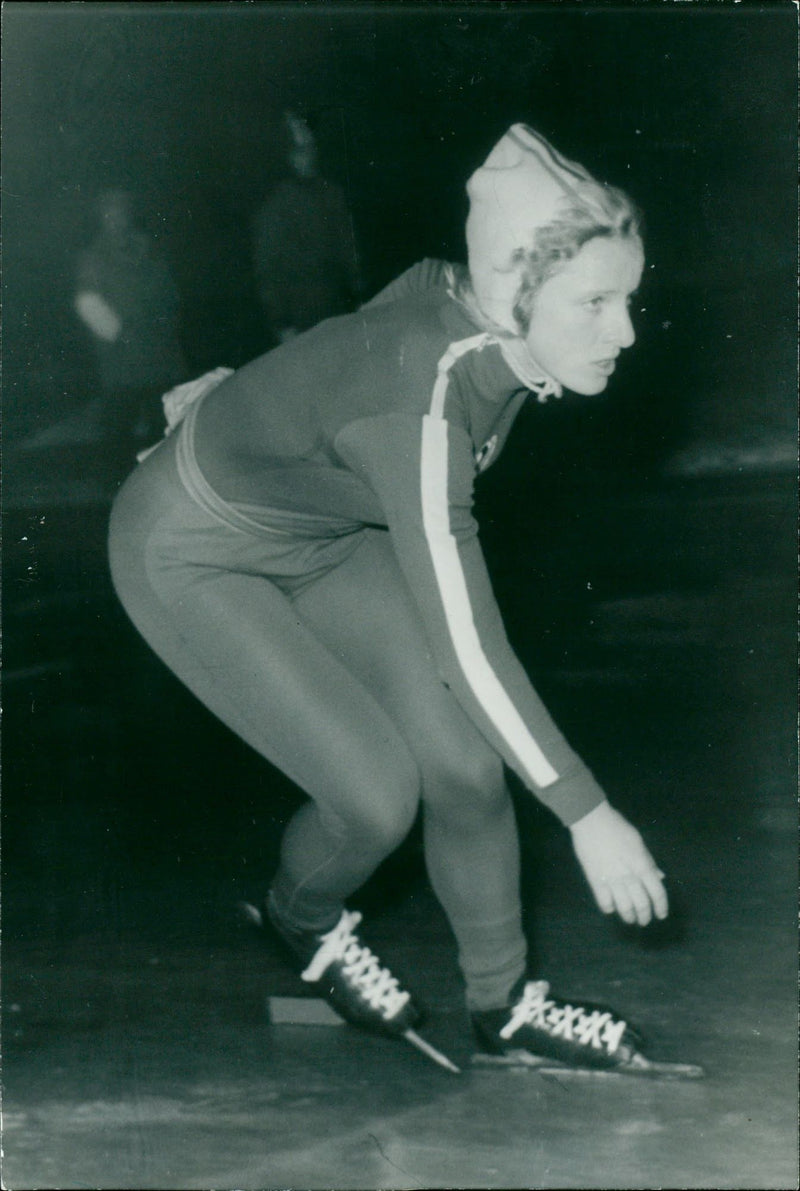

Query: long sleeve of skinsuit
[192,259,608,826]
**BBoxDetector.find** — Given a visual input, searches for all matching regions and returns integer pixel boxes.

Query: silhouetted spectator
[71,188,188,455]
[252,113,364,344]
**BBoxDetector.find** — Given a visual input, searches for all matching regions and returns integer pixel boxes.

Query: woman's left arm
[335,410,607,827]
[336,409,668,924]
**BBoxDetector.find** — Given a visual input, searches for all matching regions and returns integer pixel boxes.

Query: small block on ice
[267,996,345,1026]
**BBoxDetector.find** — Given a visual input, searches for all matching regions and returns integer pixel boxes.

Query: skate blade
[403,1028,461,1074]
[472,1049,704,1079]
[266,1003,460,1072]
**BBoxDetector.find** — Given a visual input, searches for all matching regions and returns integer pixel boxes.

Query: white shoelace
[499,980,628,1056]
[300,910,411,1021]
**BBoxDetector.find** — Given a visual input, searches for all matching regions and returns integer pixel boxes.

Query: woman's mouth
[593,358,617,375]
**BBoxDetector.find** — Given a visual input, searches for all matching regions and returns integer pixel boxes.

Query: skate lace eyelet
[300,910,410,1019]
[499,980,628,1056]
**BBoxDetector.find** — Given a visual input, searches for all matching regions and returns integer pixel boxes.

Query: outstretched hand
[569,801,668,926]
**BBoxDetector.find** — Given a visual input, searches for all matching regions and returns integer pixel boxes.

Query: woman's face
[524,235,644,395]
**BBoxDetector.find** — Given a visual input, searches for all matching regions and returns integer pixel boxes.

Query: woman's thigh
[293,530,507,812]
[110,521,421,831]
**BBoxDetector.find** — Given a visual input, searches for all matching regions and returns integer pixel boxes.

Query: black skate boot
[266,898,422,1038]
[472,979,644,1070]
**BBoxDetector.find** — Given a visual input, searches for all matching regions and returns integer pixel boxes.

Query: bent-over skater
[109,125,670,1071]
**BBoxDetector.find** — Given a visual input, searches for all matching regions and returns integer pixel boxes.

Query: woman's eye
[586,296,605,311]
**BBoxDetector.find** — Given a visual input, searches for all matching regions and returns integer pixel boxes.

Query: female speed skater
[109,124,671,1072]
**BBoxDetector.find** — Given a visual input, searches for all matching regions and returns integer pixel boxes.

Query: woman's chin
[564,375,610,397]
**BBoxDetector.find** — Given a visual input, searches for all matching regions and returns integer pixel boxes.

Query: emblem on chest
[474,434,499,472]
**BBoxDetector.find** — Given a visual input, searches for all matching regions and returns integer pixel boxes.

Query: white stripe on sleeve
[429,334,492,418]
[420,411,560,788]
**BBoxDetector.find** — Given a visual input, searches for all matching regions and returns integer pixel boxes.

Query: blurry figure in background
[70,188,188,460]
[252,112,365,345]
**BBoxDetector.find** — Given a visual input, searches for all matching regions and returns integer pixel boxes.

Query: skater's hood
[465,124,610,335]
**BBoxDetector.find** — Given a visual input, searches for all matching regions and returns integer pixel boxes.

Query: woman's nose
[605,303,636,350]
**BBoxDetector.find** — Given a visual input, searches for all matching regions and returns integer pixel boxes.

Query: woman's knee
[420,737,509,824]
[339,786,420,855]
[327,754,421,855]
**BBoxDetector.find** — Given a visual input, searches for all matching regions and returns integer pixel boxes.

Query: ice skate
[239,899,461,1072]
[265,900,422,1038]
[471,979,703,1079]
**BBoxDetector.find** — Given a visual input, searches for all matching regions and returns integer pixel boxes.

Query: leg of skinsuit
[109,519,422,934]
[293,529,528,1011]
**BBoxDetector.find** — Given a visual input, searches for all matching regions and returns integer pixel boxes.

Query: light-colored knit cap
[466,124,609,333]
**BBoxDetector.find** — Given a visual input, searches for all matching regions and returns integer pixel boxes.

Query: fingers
[630,841,669,921]
[592,869,669,926]
[609,878,640,926]
[624,876,654,926]
[640,865,669,920]
[589,878,616,917]
[621,837,669,924]
[570,806,669,926]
